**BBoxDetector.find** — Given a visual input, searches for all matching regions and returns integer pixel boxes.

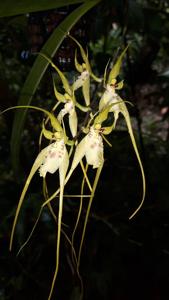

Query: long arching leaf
[0,0,87,18]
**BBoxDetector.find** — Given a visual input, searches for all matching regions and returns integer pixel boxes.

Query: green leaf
[10,0,101,176]
[0,0,87,18]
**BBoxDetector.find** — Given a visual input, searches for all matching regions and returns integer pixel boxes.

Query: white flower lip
[57,100,77,138]
[39,139,66,177]
[99,84,120,112]
[58,100,74,120]
[73,70,89,90]
[85,127,104,168]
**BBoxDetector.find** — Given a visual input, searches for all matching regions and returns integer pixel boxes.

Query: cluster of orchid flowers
[5,36,146,300]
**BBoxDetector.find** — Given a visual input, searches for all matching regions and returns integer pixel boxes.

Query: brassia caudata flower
[39,137,67,177]
[57,93,78,138]
[5,106,70,253]
[70,125,104,172]
[3,38,146,300]
[39,53,78,138]
[99,45,146,220]
[69,35,102,106]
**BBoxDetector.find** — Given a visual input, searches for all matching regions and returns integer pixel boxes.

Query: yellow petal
[70,137,86,172]
[82,76,90,106]
[53,77,65,103]
[74,49,83,73]
[42,123,54,140]
[99,84,117,110]
[69,34,102,83]
[119,100,146,219]
[72,70,89,91]
[59,149,69,186]
[39,53,72,95]
[108,45,129,84]
[69,109,77,137]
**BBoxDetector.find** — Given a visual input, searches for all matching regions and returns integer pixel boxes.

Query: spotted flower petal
[73,70,90,91]
[39,139,66,177]
[57,101,77,137]
[85,127,104,168]
[99,84,119,110]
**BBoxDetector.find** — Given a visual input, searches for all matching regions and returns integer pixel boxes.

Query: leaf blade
[0,0,87,18]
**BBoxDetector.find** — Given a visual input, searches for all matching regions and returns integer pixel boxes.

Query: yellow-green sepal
[42,123,54,140]
[74,49,83,73]
[94,104,113,125]
[108,45,129,84]
[39,53,72,95]
[70,34,102,83]
[75,102,91,112]
[1,105,63,133]
[53,77,66,103]
[103,59,110,87]
[82,76,90,106]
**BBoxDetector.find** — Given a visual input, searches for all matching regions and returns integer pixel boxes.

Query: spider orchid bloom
[98,44,146,221]
[99,82,122,127]
[70,35,102,106]
[73,68,89,91]
[57,97,77,138]
[99,45,129,124]
[69,125,104,174]
[39,137,68,178]
[9,107,70,254]
[85,126,104,168]
[72,60,90,106]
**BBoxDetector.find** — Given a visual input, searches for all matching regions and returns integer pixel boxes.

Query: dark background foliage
[1,0,169,299]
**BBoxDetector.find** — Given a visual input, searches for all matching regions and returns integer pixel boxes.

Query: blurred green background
[1,0,169,299]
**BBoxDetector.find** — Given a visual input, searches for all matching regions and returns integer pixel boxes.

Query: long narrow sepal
[48,149,69,300]
[1,105,63,133]
[108,45,129,84]
[82,76,90,106]
[121,103,146,219]
[39,53,72,95]
[9,146,50,250]
[69,34,102,83]
[69,109,78,138]
[52,76,66,103]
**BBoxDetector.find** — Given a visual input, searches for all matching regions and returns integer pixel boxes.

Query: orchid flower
[99,83,123,128]
[38,53,78,138]
[39,53,90,139]
[98,45,146,219]
[2,105,71,300]
[39,136,68,178]
[69,35,102,106]
[56,91,78,138]
[99,45,128,126]
[6,106,69,251]
[70,124,104,172]
[3,37,148,300]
